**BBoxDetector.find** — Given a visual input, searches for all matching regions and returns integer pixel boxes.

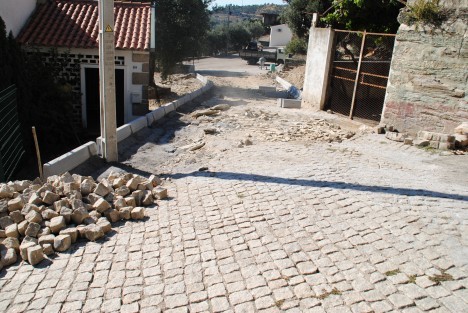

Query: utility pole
[226,5,231,55]
[98,0,118,162]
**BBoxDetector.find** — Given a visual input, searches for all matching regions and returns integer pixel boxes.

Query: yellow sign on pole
[105,25,113,32]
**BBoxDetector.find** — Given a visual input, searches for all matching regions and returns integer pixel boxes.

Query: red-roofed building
[9,0,153,132]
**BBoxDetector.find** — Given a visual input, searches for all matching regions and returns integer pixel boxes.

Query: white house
[269,24,293,47]
[14,0,151,133]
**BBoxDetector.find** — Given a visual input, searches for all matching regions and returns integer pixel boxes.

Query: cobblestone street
[1,57,467,312]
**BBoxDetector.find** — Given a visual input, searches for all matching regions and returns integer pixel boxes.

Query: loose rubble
[0,171,167,268]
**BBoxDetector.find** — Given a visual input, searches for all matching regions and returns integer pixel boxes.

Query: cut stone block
[53,234,71,252]
[60,207,73,224]
[152,187,168,200]
[97,217,112,234]
[2,237,20,251]
[131,207,145,220]
[0,185,13,199]
[42,209,59,220]
[9,210,24,223]
[49,216,66,234]
[119,207,132,220]
[125,196,136,208]
[71,207,89,224]
[104,209,120,223]
[38,234,55,247]
[1,248,17,266]
[278,98,301,109]
[7,197,24,212]
[27,245,44,266]
[5,223,19,238]
[28,193,42,205]
[142,191,154,206]
[20,242,36,261]
[0,216,14,229]
[115,185,131,197]
[93,198,111,213]
[60,228,78,243]
[132,190,144,206]
[25,222,41,237]
[17,220,29,236]
[83,224,104,241]
[94,183,110,197]
[42,243,54,256]
[25,210,42,224]
[148,175,162,187]
[42,191,60,205]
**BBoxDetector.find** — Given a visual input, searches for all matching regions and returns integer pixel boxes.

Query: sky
[211,0,285,6]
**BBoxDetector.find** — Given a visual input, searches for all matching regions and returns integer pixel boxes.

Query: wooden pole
[349,30,367,119]
[31,127,43,181]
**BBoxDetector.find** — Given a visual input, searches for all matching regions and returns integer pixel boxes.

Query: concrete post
[99,0,118,162]
[301,24,335,111]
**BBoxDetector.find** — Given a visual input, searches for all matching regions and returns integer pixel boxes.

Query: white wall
[301,27,335,110]
[269,24,293,47]
[0,0,36,37]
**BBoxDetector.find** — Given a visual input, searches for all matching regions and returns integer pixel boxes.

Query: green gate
[0,85,25,182]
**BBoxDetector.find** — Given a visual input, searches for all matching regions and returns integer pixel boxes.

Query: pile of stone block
[414,131,456,150]
[379,122,468,151]
[0,171,167,269]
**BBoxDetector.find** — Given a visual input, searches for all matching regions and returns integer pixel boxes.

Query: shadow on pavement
[168,171,468,202]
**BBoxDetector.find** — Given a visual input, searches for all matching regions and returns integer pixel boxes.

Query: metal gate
[0,85,25,182]
[326,30,396,123]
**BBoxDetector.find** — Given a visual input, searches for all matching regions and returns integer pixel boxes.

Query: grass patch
[385,269,401,276]
[275,299,285,307]
[408,275,417,283]
[316,288,341,299]
[429,271,454,284]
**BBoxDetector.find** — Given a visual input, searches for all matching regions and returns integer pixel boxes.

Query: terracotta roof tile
[17,0,151,51]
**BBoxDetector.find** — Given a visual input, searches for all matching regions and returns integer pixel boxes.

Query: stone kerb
[42,74,213,178]
[43,141,98,177]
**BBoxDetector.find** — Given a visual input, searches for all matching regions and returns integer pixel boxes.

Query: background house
[14,0,151,134]
[269,24,293,47]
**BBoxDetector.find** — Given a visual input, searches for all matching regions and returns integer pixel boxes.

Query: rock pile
[380,122,468,152]
[0,171,167,269]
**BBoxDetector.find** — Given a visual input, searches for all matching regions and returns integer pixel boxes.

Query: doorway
[84,68,125,133]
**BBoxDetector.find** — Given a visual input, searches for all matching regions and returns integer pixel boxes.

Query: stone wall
[381,0,468,135]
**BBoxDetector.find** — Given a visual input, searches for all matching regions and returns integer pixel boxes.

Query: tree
[322,0,403,33]
[155,0,211,80]
[245,20,265,41]
[282,0,403,40]
[281,0,331,39]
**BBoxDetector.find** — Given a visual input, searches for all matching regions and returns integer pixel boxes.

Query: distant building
[269,24,293,47]
[260,13,279,27]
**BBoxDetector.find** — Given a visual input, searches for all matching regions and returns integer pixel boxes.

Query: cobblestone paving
[1,134,467,312]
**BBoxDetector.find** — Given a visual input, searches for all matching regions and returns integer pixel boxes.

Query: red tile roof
[17,0,151,51]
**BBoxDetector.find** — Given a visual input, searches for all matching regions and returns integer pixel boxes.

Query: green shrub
[286,37,307,55]
[405,0,446,26]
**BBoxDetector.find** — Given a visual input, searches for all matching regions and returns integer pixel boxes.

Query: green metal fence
[0,85,25,182]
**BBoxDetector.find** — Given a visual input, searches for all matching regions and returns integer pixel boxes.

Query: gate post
[302,16,335,111]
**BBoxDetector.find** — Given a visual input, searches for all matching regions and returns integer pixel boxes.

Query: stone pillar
[301,25,335,110]
[381,0,468,135]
